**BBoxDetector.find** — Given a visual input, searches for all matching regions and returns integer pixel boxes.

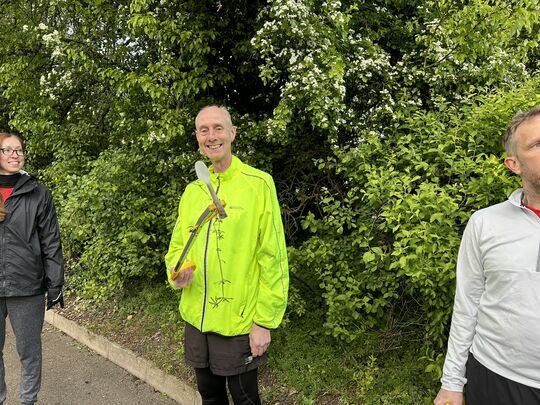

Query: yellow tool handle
[170,260,196,281]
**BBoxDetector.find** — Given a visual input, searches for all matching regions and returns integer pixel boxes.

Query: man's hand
[46,287,64,310]
[249,323,271,357]
[170,266,195,289]
[434,388,463,405]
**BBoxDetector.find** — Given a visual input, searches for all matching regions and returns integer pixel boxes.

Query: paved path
[4,319,182,405]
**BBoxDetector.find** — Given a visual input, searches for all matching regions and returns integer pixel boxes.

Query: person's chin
[205,150,224,161]
[0,167,20,174]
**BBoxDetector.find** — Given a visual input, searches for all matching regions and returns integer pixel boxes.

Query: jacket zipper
[1,185,16,290]
[521,205,540,272]
[199,176,222,331]
[1,189,15,289]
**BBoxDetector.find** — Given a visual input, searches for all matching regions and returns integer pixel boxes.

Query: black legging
[195,367,261,405]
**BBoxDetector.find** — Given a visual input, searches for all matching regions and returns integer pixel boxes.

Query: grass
[60,281,439,404]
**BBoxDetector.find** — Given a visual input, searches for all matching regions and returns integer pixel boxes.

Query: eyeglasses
[0,148,25,157]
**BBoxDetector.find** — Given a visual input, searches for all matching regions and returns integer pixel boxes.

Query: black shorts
[465,352,540,405]
[184,322,268,377]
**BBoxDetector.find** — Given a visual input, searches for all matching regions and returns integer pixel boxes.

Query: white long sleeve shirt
[441,188,540,391]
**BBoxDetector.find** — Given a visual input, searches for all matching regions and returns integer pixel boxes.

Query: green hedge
[1,0,540,378]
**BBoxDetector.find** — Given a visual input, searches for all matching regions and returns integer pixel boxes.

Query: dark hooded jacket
[0,172,64,297]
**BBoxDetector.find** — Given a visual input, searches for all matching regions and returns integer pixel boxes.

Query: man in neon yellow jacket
[165,105,289,404]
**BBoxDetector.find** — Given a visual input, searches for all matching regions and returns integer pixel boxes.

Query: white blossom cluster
[409,1,536,99]
[41,29,65,59]
[253,0,538,148]
[39,69,73,101]
[252,0,395,141]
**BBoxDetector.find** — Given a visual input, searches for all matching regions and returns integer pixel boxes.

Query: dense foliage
[1,0,540,384]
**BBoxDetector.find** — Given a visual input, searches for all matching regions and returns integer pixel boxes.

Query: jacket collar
[10,171,36,197]
[508,188,525,207]
[209,155,243,182]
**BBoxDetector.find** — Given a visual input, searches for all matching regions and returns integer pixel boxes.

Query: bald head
[195,105,233,129]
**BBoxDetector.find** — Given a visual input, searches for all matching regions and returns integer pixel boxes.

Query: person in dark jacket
[0,133,64,405]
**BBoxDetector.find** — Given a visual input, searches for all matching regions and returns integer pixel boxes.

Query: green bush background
[1,0,539,400]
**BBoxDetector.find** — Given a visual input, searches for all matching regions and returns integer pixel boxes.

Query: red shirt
[524,203,540,218]
[0,187,14,201]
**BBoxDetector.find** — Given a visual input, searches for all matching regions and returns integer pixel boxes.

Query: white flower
[52,47,63,58]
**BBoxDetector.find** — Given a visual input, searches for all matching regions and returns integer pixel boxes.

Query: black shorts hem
[210,353,268,377]
[184,322,269,376]
[185,358,209,369]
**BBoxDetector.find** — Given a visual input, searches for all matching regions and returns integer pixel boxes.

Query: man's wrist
[440,383,464,393]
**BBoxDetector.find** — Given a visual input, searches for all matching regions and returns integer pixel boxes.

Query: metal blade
[195,160,227,219]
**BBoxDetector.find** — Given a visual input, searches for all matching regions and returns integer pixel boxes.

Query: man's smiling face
[195,106,236,172]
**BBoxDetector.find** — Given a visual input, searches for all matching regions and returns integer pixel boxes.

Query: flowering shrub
[1,0,540,377]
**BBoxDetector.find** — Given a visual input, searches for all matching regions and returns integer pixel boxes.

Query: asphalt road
[3,319,180,405]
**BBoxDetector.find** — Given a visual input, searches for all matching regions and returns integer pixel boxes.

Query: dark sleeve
[37,186,65,289]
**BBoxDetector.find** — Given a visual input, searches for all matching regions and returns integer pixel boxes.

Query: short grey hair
[195,105,233,128]
[504,105,540,156]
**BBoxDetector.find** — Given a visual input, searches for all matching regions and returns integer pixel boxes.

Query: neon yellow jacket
[165,156,289,336]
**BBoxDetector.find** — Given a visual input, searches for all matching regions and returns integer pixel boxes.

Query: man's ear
[230,126,237,142]
[504,156,521,175]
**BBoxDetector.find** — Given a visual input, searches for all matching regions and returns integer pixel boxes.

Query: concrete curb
[44,310,202,405]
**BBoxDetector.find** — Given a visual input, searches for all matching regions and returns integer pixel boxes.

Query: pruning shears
[170,200,226,280]
[170,161,228,280]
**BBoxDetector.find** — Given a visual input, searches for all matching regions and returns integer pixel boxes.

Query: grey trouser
[0,294,45,405]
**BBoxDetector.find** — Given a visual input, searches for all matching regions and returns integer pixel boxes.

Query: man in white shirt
[434,105,540,405]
